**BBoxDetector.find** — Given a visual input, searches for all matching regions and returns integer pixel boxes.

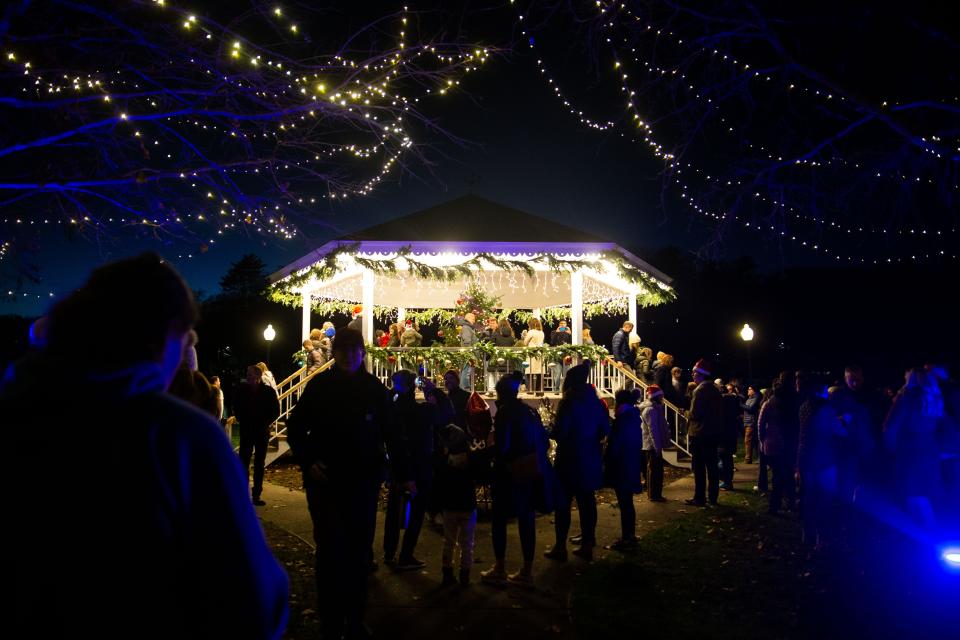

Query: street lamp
[263,323,276,366]
[740,323,754,383]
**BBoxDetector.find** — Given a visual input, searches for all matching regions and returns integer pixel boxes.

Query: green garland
[364,343,611,371]
[268,243,676,308]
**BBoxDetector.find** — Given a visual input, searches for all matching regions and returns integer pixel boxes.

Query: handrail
[610,361,690,456]
[276,366,305,390]
[268,358,336,447]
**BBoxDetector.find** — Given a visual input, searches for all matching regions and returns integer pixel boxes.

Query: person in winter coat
[610,321,634,367]
[234,364,282,505]
[742,386,761,463]
[480,372,550,588]
[605,388,644,549]
[654,352,675,395]
[457,312,480,347]
[522,317,546,394]
[882,368,944,529]
[383,370,437,570]
[285,328,393,639]
[303,339,324,376]
[6,253,289,638]
[387,323,402,347]
[545,362,610,561]
[686,359,723,506]
[400,321,423,347]
[436,424,479,586]
[797,377,840,547]
[757,371,800,514]
[641,385,671,501]
[719,386,743,490]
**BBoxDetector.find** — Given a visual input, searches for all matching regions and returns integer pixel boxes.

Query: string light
[512,1,957,264]
[0,2,499,279]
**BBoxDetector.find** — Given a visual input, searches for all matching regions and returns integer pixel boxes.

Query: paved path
[257,465,760,638]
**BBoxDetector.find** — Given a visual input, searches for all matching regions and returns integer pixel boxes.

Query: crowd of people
[282,323,687,637]
[7,252,958,640]
[677,358,959,551]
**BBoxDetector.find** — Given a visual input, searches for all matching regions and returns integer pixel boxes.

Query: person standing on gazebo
[611,321,634,370]
[523,317,545,395]
[457,312,480,391]
[548,320,572,392]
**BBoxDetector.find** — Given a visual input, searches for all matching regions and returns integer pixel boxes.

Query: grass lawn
[572,489,960,639]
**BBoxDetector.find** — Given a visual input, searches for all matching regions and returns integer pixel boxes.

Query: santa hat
[405,319,413,326]
[646,384,664,399]
[692,359,712,377]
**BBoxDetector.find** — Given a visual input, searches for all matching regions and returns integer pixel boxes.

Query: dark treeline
[628,248,960,389]
[4,249,957,396]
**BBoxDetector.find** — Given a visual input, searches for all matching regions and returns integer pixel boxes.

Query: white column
[361,268,374,344]
[533,308,542,320]
[571,271,583,345]
[397,307,406,324]
[628,292,638,339]
[301,292,311,340]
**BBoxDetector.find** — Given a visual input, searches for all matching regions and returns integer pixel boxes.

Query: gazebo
[268,195,675,346]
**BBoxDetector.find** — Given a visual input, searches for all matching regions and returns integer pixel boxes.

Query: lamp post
[263,323,276,366]
[740,323,754,383]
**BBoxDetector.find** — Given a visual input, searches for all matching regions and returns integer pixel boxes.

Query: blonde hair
[309,328,322,341]
[527,317,543,331]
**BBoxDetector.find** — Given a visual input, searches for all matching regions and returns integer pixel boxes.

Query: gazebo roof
[340,194,609,244]
[268,195,674,311]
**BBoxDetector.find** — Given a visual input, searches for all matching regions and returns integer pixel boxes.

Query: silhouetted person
[546,362,609,561]
[480,371,550,588]
[234,364,281,506]
[286,328,392,639]
[605,388,644,548]
[383,370,436,570]
[4,253,288,638]
[686,359,723,506]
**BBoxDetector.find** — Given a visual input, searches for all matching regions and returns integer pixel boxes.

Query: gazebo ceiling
[310,270,625,310]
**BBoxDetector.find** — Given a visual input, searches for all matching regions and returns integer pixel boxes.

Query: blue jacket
[554,386,611,493]
[611,329,631,364]
[605,405,644,492]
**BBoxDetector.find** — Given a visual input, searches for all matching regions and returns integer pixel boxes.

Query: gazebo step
[662,448,691,469]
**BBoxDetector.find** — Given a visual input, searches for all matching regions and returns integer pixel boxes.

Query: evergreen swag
[268,243,676,308]
[364,342,611,370]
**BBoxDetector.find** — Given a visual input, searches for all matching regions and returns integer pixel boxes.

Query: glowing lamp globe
[263,324,276,342]
[740,323,754,342]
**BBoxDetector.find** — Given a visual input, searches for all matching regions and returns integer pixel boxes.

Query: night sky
[1,1,956,318]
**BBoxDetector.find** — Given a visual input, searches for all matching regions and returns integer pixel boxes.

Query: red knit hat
[646,384,664,399]
[692,359,712,377]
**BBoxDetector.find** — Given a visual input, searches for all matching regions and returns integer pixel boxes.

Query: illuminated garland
[268,243,676,306]
[365,343,611,370]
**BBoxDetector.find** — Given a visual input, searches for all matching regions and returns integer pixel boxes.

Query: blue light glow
[940,546,960,571]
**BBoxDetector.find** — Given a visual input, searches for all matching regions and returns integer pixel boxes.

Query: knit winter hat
[646,384,664,399]
[562,361,592,391]
[692,359,712,377]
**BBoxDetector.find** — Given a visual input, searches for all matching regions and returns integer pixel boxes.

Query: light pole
[740,323,754,383]
[263,324,276,367]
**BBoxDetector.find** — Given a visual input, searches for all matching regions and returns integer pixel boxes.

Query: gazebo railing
[368,345,607,394]
[608,361,690,456]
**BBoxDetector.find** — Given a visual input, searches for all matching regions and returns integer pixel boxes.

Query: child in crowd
[436,423,478,586]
